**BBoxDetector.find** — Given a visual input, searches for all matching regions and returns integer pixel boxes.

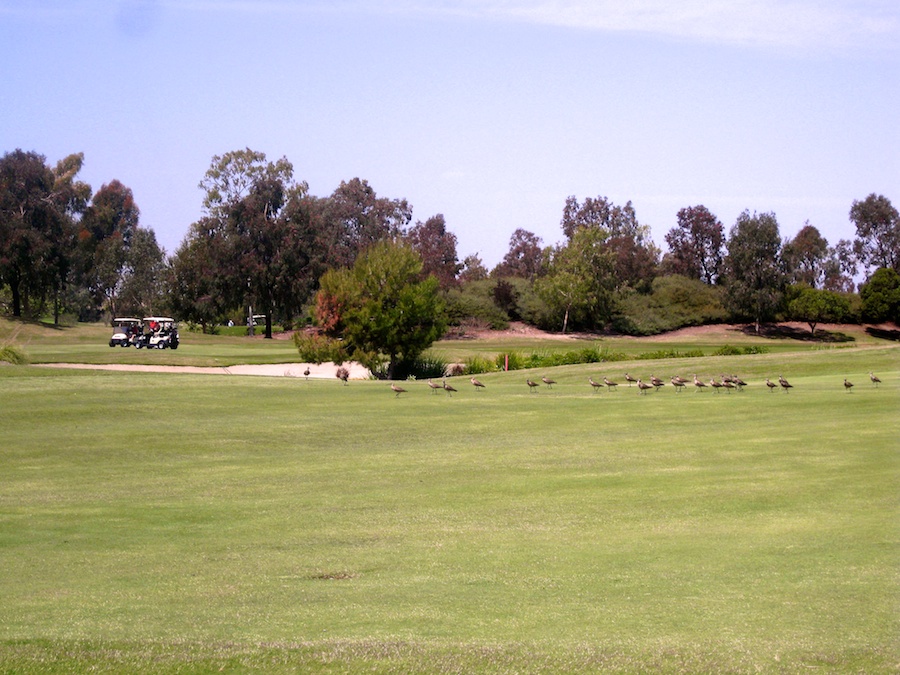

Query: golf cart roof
[112,317,141,323]
[142,316,175,322]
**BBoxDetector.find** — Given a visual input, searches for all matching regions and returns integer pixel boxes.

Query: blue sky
[2,0,898,268]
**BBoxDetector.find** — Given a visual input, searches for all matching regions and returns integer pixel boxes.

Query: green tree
[536,227,616,333]
[118,228,166,316]
[561,194,659,291]
[787,286,851,335]
[0,149,86,321]
[782,223,830,288]
[167,219,232,332]
[850,194,899,274]
[663,205,725,284]
[723,211,786,333]
[76,179,142,318]
[405,213,461,289]
[194,148,320,337]
[859,267,900,323]
[314,240,446,379]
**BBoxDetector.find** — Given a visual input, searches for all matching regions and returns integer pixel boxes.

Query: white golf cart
[135,316,180,350]
[108,317,142,347]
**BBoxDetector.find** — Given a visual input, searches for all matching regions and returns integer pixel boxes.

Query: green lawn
[1,320,898,672]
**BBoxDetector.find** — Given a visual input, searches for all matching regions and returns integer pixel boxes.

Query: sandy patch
[36,362,372,379]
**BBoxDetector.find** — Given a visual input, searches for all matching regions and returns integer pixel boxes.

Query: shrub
[373,354,448,381]
[293,331,347,365]
[613,275,728,335]
[462,356,498,375]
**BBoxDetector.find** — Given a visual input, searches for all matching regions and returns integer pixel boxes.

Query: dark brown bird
[650,374,665,390]
[693,374,707,391]
[779,375,792,392]
[624,372,638,387]
[709,378,724,393]
[843,378,854,392]
[604,377,618,391]
[671,376,687,392]
[427,378,441,394]
[470,377,486,390]
[732,375,747,390]
[442,379,457,396]
[541,376,556,388]
[870,371,882,387]
[722,379,735,393]
[526,379,540,392]
[336,366,349,385]
[303,366,310,380]
[636,379,654,394]
[765,378,777,392]
[589,377,603,392]
[390,383,407,397]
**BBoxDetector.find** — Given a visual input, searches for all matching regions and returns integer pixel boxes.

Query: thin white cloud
[7,0,894,52]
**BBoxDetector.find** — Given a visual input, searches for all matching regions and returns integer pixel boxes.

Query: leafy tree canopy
[314,240,446,379]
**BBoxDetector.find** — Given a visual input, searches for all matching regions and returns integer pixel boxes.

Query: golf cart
[108,317,142,347]
[135,316,180,350]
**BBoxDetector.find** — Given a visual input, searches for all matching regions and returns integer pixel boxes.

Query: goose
[636,379,654,394]
[589,377,603,392]
[470,377,486,390]
[526,379,540,392]
[390,383,407,397]
[442,379,457,396]
[843,378,854,392]
[870,372,882,387]
[541,376,556,388]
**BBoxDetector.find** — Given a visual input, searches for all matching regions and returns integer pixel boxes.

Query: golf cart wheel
[157,342,166,349]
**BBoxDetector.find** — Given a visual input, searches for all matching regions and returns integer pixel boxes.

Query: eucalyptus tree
[723,211,786,333]
[194,148,319,337]
[663,205,725,284]
[0,149,88,321]
[849,193,899,274]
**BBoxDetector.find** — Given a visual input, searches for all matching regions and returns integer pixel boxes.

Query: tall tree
[663,205,725,284]
[850,193,899,274]
[0,149,83,320]
[787,287,850,335]
[167,218,232,333]
[314,240,446,379]
[118,228,166,316]
[310,178,412,269]
[782,222,829,288]
[560,194,658,291]
[194,148,317,338]
[723,211,786,333]
[76,179,142,317]
[493,228,544,280]
[405,213,461,289]
[535,227,616,333]
[458,253,488,283]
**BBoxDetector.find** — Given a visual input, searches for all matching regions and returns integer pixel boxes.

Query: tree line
[3,147,899,353]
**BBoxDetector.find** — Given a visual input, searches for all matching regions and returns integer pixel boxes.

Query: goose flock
[379,371,885,397]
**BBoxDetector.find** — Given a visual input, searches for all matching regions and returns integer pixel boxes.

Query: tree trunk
[265,312,273,339]
[562,304,570,334]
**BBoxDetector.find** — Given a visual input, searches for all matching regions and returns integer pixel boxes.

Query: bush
[293,331,347,365]
[462,356,498,376]
[444,283,510,330]
[613,275,727,336]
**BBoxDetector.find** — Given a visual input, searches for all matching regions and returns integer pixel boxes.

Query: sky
[2,0,898,268]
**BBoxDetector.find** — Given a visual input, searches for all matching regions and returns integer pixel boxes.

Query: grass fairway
[1,333,898,672]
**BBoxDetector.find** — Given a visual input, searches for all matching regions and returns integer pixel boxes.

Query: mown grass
[1,335,899,673]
